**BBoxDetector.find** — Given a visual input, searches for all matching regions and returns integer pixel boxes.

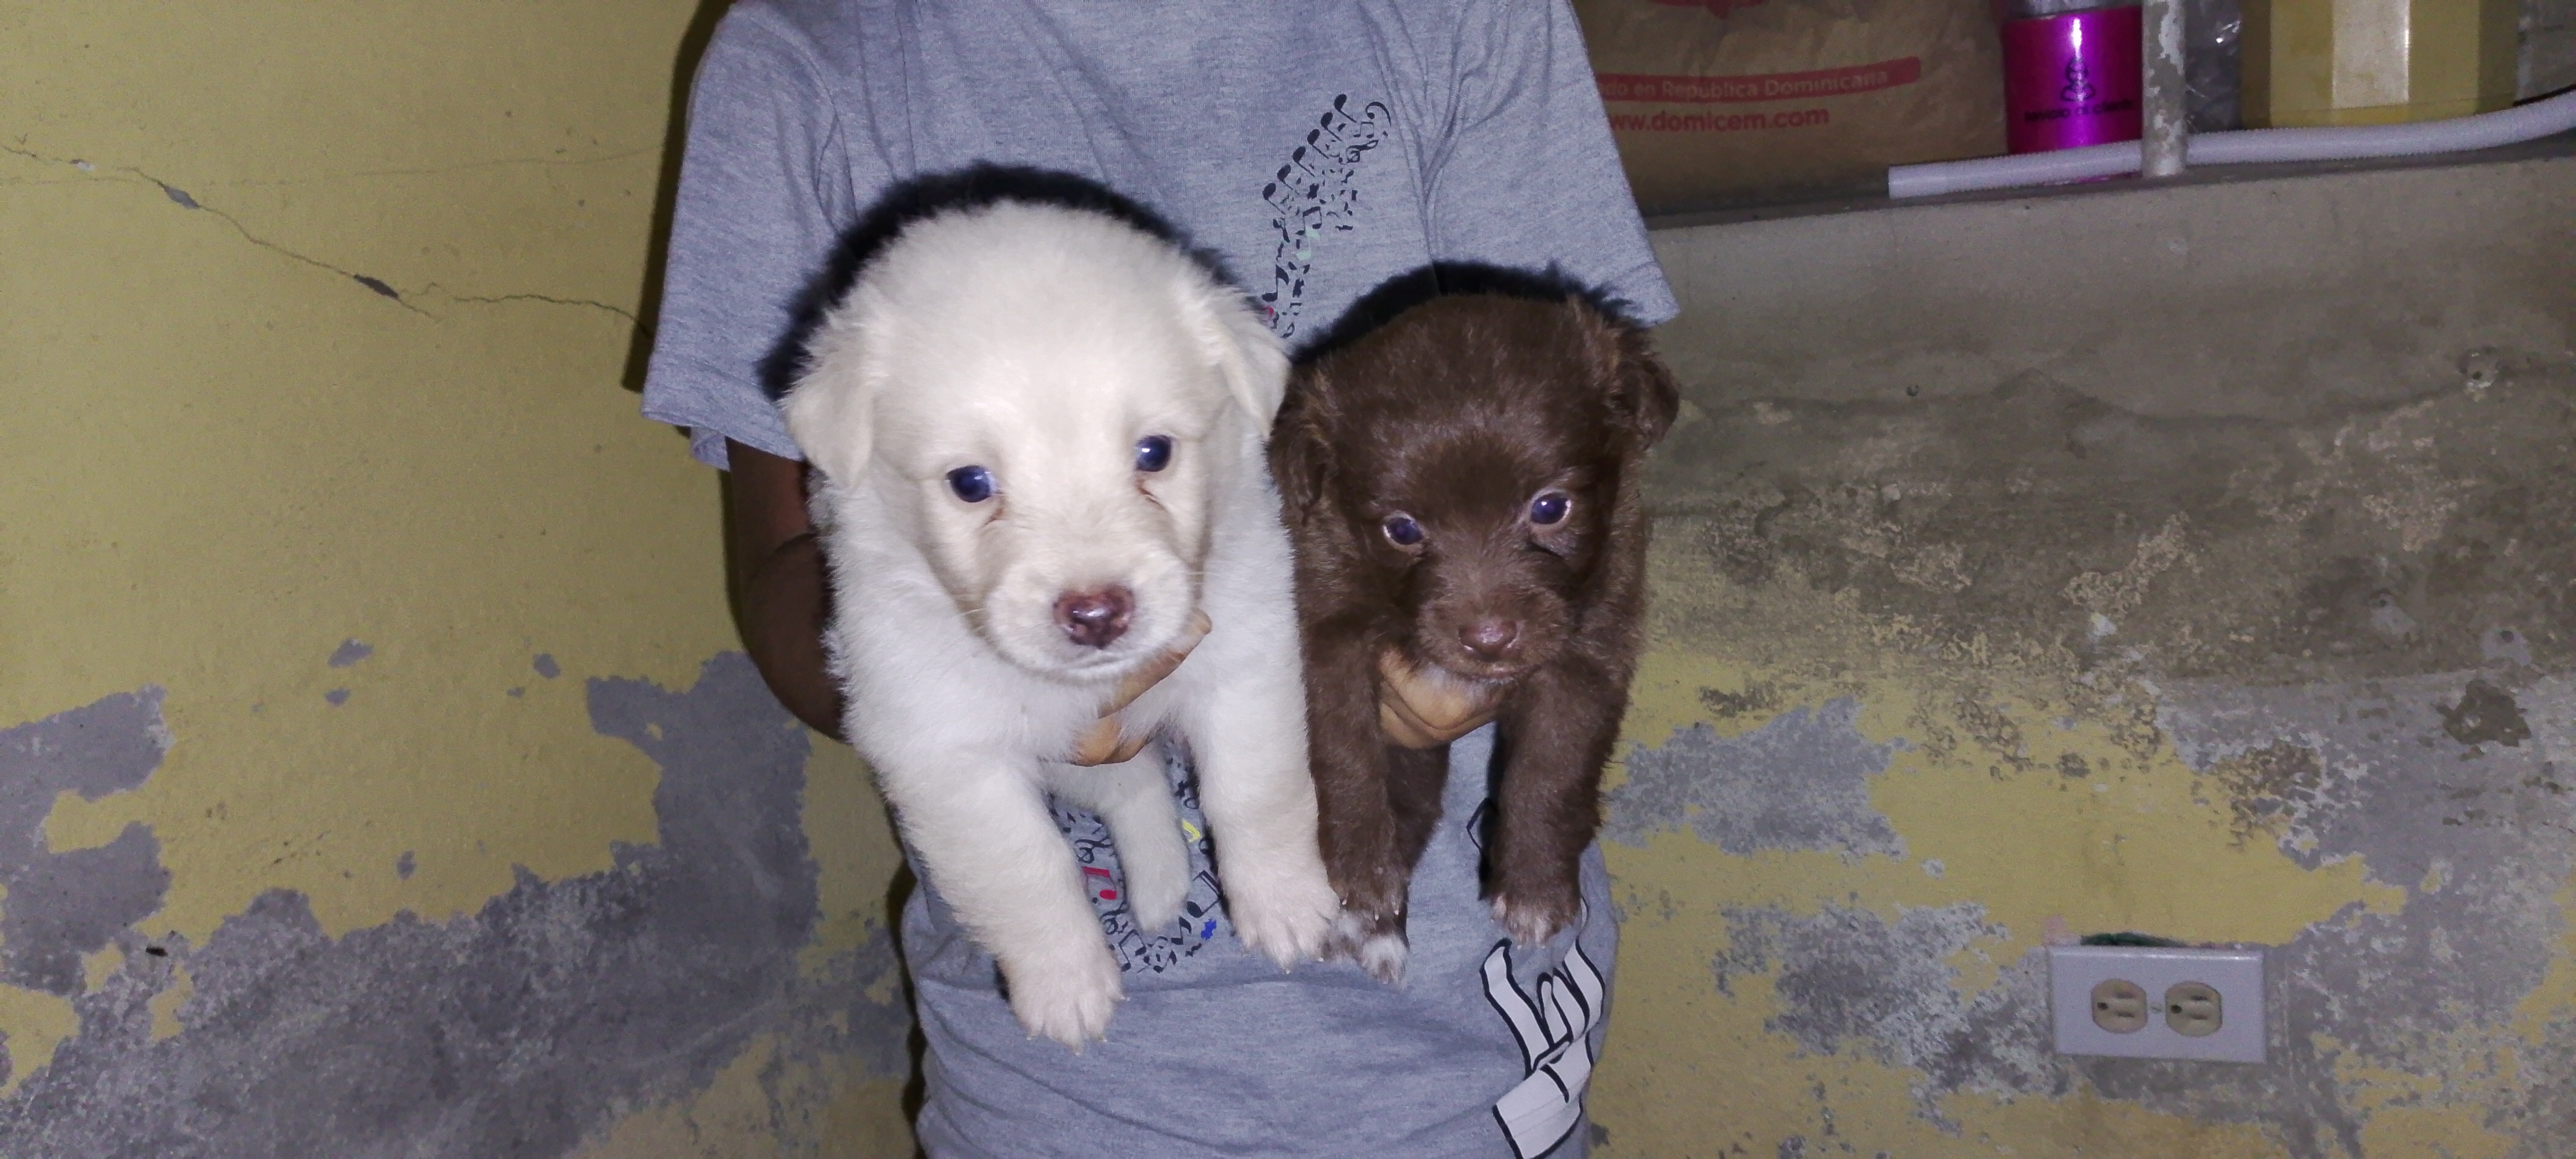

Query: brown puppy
[1271,287,1678,980]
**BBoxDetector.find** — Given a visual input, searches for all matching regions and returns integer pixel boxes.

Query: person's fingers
[1069,612,1213,766]
[1102,729,1151,765]
[1377,650,1502,748]
[1067,714,1153,766]
[1100,610,1213,718]
[1378,697,1450,749]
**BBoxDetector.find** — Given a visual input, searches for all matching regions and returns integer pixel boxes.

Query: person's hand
[1378,649,1503,749]
[1066,611,1213,765]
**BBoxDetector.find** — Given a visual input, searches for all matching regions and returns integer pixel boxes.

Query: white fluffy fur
[781,202,1338,1048]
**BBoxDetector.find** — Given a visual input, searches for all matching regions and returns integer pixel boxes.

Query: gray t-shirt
[640,2,1673,1155]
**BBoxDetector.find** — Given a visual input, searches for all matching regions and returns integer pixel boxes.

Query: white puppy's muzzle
[978,521,1196,680]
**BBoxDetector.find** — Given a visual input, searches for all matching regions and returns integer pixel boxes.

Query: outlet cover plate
[2050,945,2266,1063]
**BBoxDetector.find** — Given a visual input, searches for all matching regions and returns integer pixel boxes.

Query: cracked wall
[2,4,914,1153]
[10,6,2573,1157]
[1590,149,2576,1157]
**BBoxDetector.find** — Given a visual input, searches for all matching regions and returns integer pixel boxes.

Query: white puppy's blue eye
[1135,436,1172,472]
[1530,492,1570,526]
[1382,514,1424,547]
[946,466,995,503]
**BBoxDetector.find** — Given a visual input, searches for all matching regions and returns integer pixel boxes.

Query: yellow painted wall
[2,3,911,1152]
[8,6,2570,1158]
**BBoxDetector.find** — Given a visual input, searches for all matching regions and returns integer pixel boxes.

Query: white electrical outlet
[2049,945,2266,1063]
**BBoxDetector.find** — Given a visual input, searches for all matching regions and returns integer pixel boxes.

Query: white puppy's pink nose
[1055,586,1133,648]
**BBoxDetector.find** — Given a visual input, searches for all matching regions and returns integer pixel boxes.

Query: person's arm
[727,440,846,739]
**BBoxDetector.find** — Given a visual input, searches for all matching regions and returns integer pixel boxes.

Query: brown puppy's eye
[1382,514,1425,547]
[1529,492,1570,526]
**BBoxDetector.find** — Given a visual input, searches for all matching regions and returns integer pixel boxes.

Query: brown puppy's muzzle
[1408,536,1575,680]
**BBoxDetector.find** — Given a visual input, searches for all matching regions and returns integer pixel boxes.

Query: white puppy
[782,200,1339,1047]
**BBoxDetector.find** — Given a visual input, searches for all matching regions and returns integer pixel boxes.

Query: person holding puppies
[640,1,1673,1155]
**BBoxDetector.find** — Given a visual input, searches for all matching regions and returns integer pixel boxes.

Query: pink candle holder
[2001,4,2144,154]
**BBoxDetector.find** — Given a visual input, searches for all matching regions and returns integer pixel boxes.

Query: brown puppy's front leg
[1321,741,1450,983]
[1484,654,1626,947]
[1382,741,1450,879]
[1304,625,1412,977]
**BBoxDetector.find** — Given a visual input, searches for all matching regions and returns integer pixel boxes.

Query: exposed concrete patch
[0,654,910,1157]
[2061,513,2193,620]
[0,690,173,996]
[2440,679,2533,749]
[1700,674,2574,1153]
[1698,680,1785,722]
[2503,1013,2576,1152]
[1608,700,1905,859]
[2200,739,2330,847]
[1764,672,2572,1155]
[326,640,372,668]
[1715,903,2062,1126]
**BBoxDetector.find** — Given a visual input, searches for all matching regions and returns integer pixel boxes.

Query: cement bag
[1577,0,2009,212]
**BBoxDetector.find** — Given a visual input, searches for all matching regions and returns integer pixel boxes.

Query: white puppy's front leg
[1180,674,1339,968]
[1048,749,1190,932]
[884,756,1123,1048]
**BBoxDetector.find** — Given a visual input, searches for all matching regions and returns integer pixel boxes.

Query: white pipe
[1889,87,2576,199]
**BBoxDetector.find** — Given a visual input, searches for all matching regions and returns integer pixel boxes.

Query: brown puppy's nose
[1055,586,1133,649]
[1459,618,1521,661]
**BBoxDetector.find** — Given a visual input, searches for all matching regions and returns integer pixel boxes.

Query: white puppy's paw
[1003,942,1125,1049]
[1224,857,1341,968]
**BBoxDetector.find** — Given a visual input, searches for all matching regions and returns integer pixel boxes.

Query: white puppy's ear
[780,296,884,485]
[1191,287,1292,426]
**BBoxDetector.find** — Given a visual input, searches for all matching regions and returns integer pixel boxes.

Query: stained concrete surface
[1591,148,2575,1156]
[0,656,908,1157]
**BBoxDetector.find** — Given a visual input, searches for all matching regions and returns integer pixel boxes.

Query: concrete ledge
[1645,136,2576,422]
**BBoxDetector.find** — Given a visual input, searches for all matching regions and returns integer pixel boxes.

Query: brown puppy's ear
[1266,369,1336,518]
[1575,302,1682,451]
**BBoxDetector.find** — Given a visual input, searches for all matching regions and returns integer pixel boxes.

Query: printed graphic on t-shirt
[1259,94,1390,339]
[1053,761,1224,974]
[1484,937,1605,1158]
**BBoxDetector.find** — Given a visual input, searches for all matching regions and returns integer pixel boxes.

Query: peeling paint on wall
[0,692,173,999]
[1715,903,2063,1124]
[1610,700,1905,860]
[1594,160,2576,1157]
[3,1,928,1148]
[0,656,908,1157]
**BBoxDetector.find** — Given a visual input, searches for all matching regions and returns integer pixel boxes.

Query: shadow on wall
[620,0,734,396]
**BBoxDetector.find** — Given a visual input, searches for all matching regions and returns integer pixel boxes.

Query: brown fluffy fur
[1270,291,1679,978]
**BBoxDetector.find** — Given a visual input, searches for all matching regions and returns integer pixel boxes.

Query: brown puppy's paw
[1324,906,1410,983]
[1488,879,1582,948]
